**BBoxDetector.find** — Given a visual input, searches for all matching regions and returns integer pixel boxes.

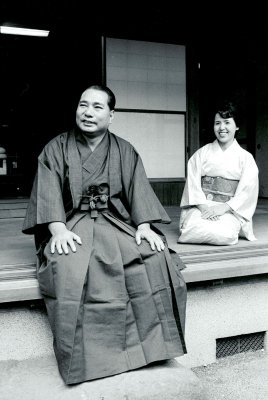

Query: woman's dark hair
[214,100,240,126]
[87,84,116,111]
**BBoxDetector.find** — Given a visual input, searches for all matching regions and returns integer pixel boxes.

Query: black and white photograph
[0,1,268,399]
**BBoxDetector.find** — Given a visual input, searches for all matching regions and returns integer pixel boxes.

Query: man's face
[76,88,114,137]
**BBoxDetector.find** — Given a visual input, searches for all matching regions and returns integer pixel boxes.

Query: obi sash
[80,183,109,219]
[201,175,239,202]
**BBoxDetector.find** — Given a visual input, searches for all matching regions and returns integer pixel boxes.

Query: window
[106,38,186,178]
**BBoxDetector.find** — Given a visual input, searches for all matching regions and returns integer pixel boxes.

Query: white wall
[178,278,268,368]
[111,112,185,178]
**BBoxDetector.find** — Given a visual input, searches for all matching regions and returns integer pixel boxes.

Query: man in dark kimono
[22,84,187,385]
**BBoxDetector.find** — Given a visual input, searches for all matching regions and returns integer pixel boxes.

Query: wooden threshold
[1,200,268,302]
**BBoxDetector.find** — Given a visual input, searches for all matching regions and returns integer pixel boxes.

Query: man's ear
[109,110,115,124]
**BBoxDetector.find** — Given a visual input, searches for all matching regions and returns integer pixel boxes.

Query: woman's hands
[136,223,165,252]
[197,203,231,221]
[48,222,82,254]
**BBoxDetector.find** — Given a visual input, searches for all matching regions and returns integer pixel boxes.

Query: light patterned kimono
[179,139,259,245]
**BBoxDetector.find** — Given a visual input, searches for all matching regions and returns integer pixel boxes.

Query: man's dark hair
[87,84,116,111]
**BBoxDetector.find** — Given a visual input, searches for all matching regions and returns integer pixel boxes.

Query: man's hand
[135,223,165,252]
[197,203,231,221]
[48,222,82,255]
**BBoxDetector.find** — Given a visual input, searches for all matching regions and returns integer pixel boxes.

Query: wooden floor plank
[1,199,268,302]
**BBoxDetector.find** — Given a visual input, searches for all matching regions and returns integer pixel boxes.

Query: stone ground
[193,349,268,400]
[0,348,268,399]
[0,357,206,400]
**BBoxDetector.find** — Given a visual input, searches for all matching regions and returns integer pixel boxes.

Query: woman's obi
[201,176,239,203]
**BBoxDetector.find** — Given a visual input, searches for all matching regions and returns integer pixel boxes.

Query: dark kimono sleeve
[22,140,67,235]
[122,147,171,227]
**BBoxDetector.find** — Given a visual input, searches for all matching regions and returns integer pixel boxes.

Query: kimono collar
[213,138,239,153]
[107,131,122,198]
[67,129,83,209]
[66,130,122,209]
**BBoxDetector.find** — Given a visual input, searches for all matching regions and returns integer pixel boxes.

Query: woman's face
[214,113,239,149]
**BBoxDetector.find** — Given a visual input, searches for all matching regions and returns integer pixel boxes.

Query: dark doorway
[0,27,102,197]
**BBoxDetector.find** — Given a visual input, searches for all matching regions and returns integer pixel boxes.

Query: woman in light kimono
[178,101,259,245]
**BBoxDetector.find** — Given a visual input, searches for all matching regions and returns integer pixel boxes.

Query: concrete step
[0,302,52,361]
[0,302,206,400]
[0,356,206,400]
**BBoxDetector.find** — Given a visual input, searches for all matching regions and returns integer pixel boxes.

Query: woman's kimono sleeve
[227,152,259,220]
[22,140,67,235]
[180,148,208,207]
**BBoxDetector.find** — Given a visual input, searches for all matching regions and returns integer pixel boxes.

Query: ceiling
[1,0,268,44]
